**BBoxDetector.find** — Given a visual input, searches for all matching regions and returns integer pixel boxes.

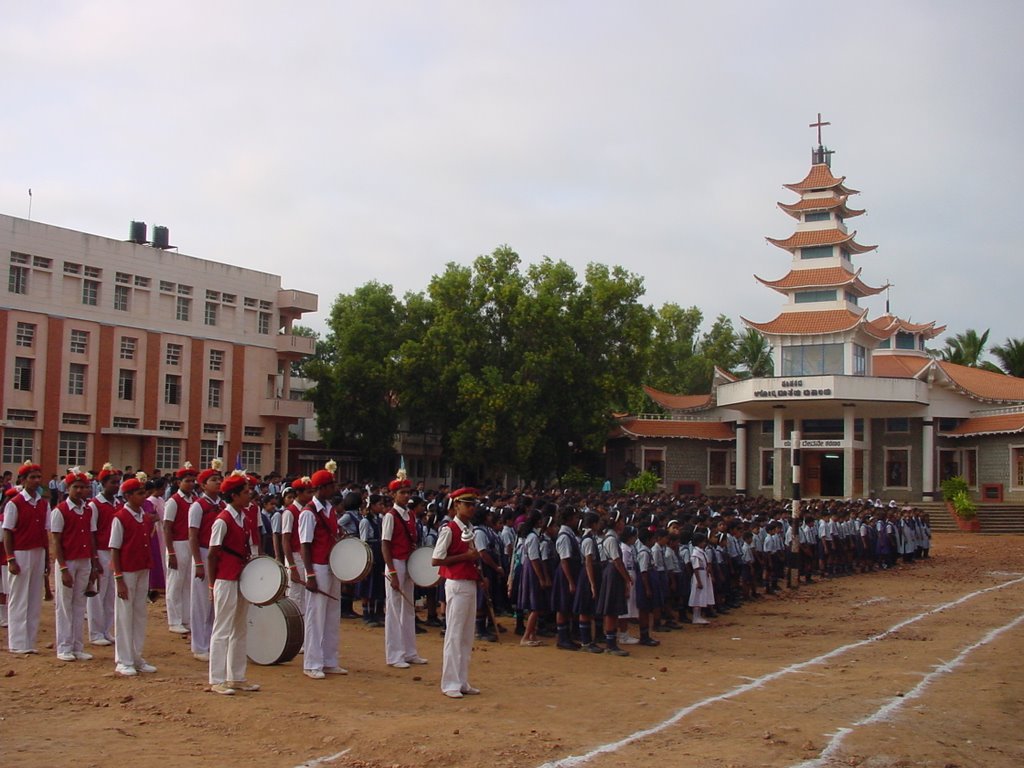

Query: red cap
[449,487,479,503]
[64,468,92,486]
[388,478,412,492]
[97,462,122,482]
[176,461,198,479]
[120,476,145,495]
[198,458,224,486]
[220,473,248,496]
[290,476,313,492]
[17,461,42,478]
[310,460,337,489]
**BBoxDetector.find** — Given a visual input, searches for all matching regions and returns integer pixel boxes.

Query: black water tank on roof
[152,225,170,249]
[129,220,147,244]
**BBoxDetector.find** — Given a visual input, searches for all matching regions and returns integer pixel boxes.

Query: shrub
[624,470,661,494]
[560,466,599,490]
[940,475,969,502]
[951,489,977,520]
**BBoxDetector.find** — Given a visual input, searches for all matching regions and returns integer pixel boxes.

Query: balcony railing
[259,397,313,420]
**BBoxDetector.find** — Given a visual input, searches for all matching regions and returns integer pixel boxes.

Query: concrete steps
[917,501,1024,534]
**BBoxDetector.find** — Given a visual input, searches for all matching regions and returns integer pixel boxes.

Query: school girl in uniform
[617,525,640,646]
[632,527,660,647]
[689,530,714,624]
[594,511,631,656]
[359,494,386,628]
[573,511,603,653]
[550,506,581,651]
[518,510,548,647]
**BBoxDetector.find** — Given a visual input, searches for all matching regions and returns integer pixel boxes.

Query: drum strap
[221,543,249,563]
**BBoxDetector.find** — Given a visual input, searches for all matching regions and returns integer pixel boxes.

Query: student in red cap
[432,487,483,698]
[382,470,427,669]
[87,463,122,645]
[3,461,49,654]
[163,461,198,634]
[207,472,260,695]
[50,468,99,661]
[281,476,314,615]
[188,459,225,661]
[110,473,156,676]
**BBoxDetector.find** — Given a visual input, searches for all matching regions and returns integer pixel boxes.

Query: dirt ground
[3,533,1023,768]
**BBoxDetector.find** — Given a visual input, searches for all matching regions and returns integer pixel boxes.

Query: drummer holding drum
[381,472,428,669]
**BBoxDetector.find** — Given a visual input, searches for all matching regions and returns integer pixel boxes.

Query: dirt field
[3,533,1023,768]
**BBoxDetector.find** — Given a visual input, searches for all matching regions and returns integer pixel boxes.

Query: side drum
[329,537,373,583]
[246,598,304,665]
[407,546,440,587]
[239,555,288,606]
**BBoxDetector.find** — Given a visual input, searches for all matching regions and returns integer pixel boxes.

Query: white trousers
[384,558,419,664]
[190,547,213,654]
[303,563,340,672]
[87,549,115,642]
[287,553,307,616]
[165,539,192,628]
[114,570,150,668]
[209,579,248,685]
[440,579,476,695]
[55,558,91,654]
[6,547,45,652]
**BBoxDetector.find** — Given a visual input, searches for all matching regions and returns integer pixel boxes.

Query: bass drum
[329,537,373,583]
[239,555,287,606]
[246,598,304,665]
[407,546,440,588]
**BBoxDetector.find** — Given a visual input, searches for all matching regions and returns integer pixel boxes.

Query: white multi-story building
[1,214,317,477]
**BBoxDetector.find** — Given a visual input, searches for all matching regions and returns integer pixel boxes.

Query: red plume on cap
[197,458,224,485]
[388,478,412,492]
[17,460,42,478]
[97,462,122,482]
[220,471,248,496]
[176,461,198,479]
[310,460,337,489]
[64,467,92,486]
[290,476,313,491]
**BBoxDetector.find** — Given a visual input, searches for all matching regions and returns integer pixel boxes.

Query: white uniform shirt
[108,504,145,549]
[49,499,97,533]
[432,516,470,561]
[298,497,332,545]
[210,504,246,547]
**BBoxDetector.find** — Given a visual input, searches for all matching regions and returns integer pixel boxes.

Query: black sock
[579,623,592,645]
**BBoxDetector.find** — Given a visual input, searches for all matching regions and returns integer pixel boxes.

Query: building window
[240,443,263,473]
[112,416,139,429]
[200,440,218,467]
[166,343,182,366]
[70,329,89,355]
[760,449,774,487]
[177,284,193,297]
[203,423,226,435]
[1013,447,1024,490]
[844,291,859,305]
[118,337,136,360]
[853,344,866,376]
[156,438,181,471]
[708,449,736,487]
[1,429,34,464]
[15,322,35,347]
[884,447,910,489]
[209,349,224,372]
[84,266,101,279]
[13,357,33,391]
[176,296,191,322]
[68,363,86,396]
[8,264,29,294]
[62,413,90,426]
[64,261,82,275]
[804,211,831,223]
[159,280,175,293]
[116,272,131,284]
[82,279,99,306]
[6,409,37,422]
[799,245,833,260]
[781,343,844,376]
[243,426,264,437]
[114,284,130,311]
[118,369,135,401]
[641,447,665,479]
[794,289,837,304]
[134,275,150,289]
[208,379,223,408]
[222,293,236,305]
[204,301,218,326]
[58,432,88,467]
[258,312,271,335]
[159,420,183,432]
[165,374,182,405]
[244,297,257,308]
[886,418,910,434]
[895,331,916,350]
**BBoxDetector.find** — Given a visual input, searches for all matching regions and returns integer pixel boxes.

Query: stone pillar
[735,420,747,496]
[863,418,873,499]
[922,418,935,501]
[844,404,856,499]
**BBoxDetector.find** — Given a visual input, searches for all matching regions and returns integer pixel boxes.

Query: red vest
[213,508,248,582]
[303,502,338,566]
[9,493,49,551]
[114,507,153,572]
[386,507,418,561]
[91,495,118,551]
[167,492,194,541]
[243,502,260,549]
[284,502,302,558]
[438,521,479,581]
[56,500,94,560]
[194,496,223,548]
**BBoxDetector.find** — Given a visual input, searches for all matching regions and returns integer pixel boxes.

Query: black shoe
[581,643,604,654]
[415,624,426,634]
[605,647,629,657]
[425,618,442,627]
[340,610,360,620]
[476,633,498,643]
[638,637,660,647]
[556,641,578,651]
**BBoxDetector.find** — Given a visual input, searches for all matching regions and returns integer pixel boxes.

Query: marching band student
[50,468,98,661]
[188,459,224,662]
[3,461,49,654]
[689,530,713,624]
[88,463,122,646]
[110,473,156,676]
[281,477,313,615]
[432,487,482,698]
[382,473,427,668]
[300,461,346,679]
[595,512,631,657]
[207,472,260,695]
[163,462,198,634]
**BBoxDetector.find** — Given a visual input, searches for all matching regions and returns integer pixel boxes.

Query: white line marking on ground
[536,575,1024,768]
[293,748,351,768]
[792,610,1024,768]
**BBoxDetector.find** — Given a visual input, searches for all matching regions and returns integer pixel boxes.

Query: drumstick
[307,585,339,601]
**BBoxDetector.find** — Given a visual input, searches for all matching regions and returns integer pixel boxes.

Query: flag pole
[28,188,32,221]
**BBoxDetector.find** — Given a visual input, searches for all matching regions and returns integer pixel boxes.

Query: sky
[2,1,1022,360]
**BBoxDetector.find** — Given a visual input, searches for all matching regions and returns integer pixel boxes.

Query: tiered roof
[742,308,888,337]
[755,266,886,297]
[610,418,734,441]
[766,228,877,254]
[783,164,859,194]
[643,385,713,412]
[942,413,1024,438]
[865,314,946,341]
[778,195,865,219]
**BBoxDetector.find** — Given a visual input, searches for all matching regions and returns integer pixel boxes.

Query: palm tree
[991,337,1024,378]
[938,329,1001,371]
[735,329,773,378]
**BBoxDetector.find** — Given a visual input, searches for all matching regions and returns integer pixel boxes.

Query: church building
[607,120,1024,502]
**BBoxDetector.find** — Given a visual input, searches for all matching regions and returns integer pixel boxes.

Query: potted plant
[941,476,980,532]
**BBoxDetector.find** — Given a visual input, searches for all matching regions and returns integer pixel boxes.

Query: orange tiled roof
[943,413,1024,437]
[865,314,946,340]
[643,385,712,412]
[783,164,860,194]
[755,266,885,296]
[871,354,932,379]
[766,228,876,254]
[777,195,865,219]
[611,419,735,441]
[742,309,866,336]
[936,362,1024,403]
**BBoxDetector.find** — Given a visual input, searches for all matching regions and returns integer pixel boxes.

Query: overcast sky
[2,1,1022,362]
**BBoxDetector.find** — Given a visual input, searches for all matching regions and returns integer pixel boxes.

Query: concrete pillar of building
[844,404,856,499]
[922,418,935,501]
[773,407,785,499]
[735,420,747,496]
[862,418,873,499]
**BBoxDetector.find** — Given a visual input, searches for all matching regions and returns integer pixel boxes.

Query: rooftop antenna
[27,188,32,221]
[885,280,892,314]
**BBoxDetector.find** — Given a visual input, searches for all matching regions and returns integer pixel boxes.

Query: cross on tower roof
[810,112,831,145]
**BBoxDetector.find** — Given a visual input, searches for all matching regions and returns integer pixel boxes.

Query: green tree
[734,328,773,378]
[646,303,704,396]
[939,328,1001,371]
[289,324,321,377]
[691,314,740,391]
[991,337,1024,378]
